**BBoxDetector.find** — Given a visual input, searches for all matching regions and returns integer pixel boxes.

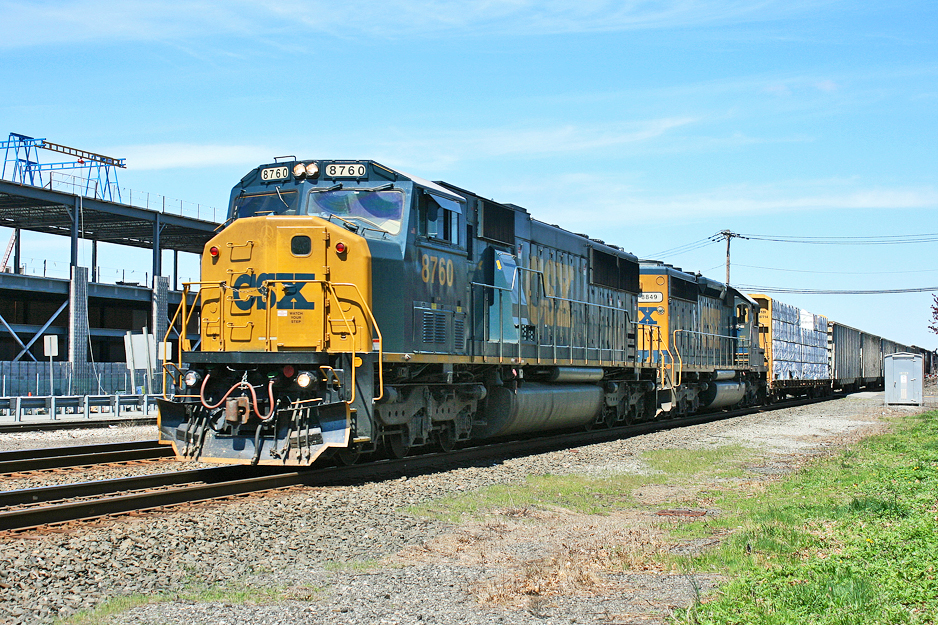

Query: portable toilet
[884,352,924,406]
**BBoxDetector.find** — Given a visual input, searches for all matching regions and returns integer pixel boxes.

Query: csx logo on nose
[231,273,316,310]
[638,307,658,325]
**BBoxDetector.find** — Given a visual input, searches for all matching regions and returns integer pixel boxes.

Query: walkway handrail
[470,263,633,366]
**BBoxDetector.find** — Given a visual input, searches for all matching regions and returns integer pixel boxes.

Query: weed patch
[644,445,753,480]
[410,446,753,525]
[60,581,295,625]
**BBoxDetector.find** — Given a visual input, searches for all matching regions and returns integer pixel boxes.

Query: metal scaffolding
[1,133,125,202]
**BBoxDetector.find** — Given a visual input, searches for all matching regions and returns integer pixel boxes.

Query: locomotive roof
[435,180,638,259]
[380,165,466,203]
[243,160,467,204]
[639,259,758,306]
[638,260,699,281]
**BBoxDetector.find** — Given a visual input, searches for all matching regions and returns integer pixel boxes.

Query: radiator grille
[422,310,447,344]
[454,317,465,350]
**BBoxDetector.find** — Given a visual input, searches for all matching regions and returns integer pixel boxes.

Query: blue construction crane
[0,133,126,202]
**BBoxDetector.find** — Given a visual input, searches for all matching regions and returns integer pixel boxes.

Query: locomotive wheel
[335,446,362,466]
[386,432,411,459]
[435,423,456,453]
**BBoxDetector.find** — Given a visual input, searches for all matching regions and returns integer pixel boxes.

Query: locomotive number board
[259,166,289,182]
[325,163,367,178]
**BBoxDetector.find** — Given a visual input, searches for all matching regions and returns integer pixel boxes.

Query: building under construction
[0,133,217,395]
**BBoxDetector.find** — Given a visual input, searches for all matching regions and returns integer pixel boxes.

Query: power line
[733,263,938,276]
[739,232,938,245]
[736,284,938,295]
[647,237,717,259]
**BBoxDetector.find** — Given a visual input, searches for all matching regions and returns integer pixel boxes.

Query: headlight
[296,371,313,388]
[305,163,320,178]
[183,370,202,388]
[292,163,307,178]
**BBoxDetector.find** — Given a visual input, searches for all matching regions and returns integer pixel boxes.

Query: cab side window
[418,194,460,246]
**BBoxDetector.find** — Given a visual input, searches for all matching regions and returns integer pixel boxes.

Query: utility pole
[711,230,747,287]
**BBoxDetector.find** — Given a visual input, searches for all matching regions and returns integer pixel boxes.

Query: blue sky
[1,0,936,348]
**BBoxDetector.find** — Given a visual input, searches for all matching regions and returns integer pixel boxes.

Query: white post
[43,336,59,397]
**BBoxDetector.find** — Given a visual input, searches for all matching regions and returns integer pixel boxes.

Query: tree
[931,294,938,335]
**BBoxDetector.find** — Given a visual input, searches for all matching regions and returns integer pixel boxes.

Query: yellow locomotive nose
[198,215,373,354]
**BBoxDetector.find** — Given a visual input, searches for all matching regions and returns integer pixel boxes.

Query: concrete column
[91,240,98,283]
[13,228,20,274]
[71,198,80,269]
[69,266,91,394]
[152,213,162,279]
[152,275,169,394]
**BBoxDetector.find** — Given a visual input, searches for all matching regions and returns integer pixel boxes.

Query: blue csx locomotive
[157,159,770,465]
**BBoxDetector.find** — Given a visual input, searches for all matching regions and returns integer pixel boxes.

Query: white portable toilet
[884,352,924,406]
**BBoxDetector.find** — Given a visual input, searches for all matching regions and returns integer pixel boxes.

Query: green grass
[409,446,754,524]
[59,581,309,625]
[674,410,938,625]
[644,445,752,480]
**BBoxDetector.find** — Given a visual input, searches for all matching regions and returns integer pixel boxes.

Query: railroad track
[0,416,157,434]
[0,440,174,474]
[0,394,842,533]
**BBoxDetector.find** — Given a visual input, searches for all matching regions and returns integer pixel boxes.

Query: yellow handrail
[162,277,385,410]
[260,277,384,406]
[161,281,225,398]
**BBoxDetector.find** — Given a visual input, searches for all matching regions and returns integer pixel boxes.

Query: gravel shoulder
[1,389,936,625]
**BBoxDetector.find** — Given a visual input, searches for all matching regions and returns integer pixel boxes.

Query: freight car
[750,295,831,400]
[748,294,931,395]
[157,159,768,465]
[826,321,912,392]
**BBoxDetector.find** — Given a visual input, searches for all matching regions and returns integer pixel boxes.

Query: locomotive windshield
[305,188,404,235]
[231,189,299,218]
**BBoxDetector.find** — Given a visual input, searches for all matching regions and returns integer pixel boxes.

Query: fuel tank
[699,381,747,410]
[479,382,604,438]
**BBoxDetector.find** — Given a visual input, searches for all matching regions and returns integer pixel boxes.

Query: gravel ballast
[0,390,935,624]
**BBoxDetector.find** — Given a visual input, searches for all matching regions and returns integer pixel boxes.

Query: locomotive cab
[158,160,461,465]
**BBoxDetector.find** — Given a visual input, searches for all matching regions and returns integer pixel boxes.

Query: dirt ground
[390,392,936,622]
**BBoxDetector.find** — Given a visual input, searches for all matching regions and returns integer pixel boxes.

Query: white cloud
[491,176,938,229]
[366,117,698,171]
[0,0,262,47]
[103,116,693,173]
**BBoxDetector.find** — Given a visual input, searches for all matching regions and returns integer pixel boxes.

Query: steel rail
[0,417,156,434]
[0,441,173,474]
[0,466,258,508]
[0,394,843,532]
